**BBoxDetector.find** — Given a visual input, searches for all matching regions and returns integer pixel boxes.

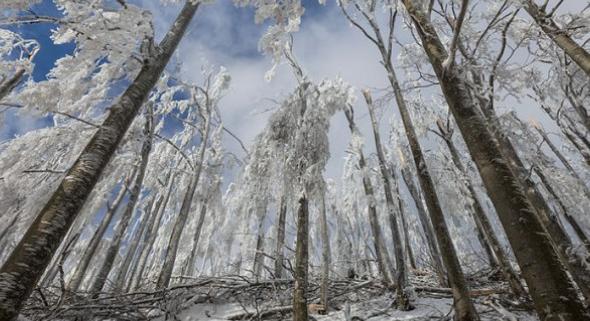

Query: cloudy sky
[2,0,585,182]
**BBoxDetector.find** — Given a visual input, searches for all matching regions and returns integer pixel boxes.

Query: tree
[89,110,155,295]
[433,118,526,297]
[67,173,134,291]
[364,91,410,310]
[400,1,588,319]
[343,107,394,285]
[0,2,200,318]
[339,1,478,318]
[157,68,229,288]
[520,0,590,77]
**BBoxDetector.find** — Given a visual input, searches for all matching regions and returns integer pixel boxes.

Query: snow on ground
[159,294,538,321]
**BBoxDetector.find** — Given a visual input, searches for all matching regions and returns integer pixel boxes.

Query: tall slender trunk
[292,196,309,321]
[380,54,477,318]
[522,0,590,77]
[399,166,446,284]
[89,113,153,294]
[0,68,25,102]
[130,171,177,291]
[401,2,588,319]
[318,191,331,310]
[274,196,287,278]
[343,108,393,285]
[184,203,207,276]
[534,125,590,199]
[389,168,416,270]
[535,166,589,247]
[364,92,410,310]
[158,114,211,288]
[0,3,199,318]
[394,179,416,270]
[113,197,154,291]
[68,173,133,291]
[252,207,267,279]
[435,119,526,297]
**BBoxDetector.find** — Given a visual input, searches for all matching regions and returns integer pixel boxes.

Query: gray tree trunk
[129,170,177,291]
[364,92,411,310]
[343,108,393,285]
[273,196,287,278]
[0,68,25,102]
[318,191,331,311]
[89,112,154,295]
[67,173,133,291]
[400,166,446,284]
[401,2,588,319]
[184,203,207,276]
[0,2,200,318]
[292,196,309,321]
[523,0,590,77]
[157,112,211,288]
[378,48,477,318]
[113,197,154,291]
[435,119,526,297]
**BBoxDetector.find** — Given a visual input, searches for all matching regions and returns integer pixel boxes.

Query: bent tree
[0,2,201,319]
[400,1,588,320]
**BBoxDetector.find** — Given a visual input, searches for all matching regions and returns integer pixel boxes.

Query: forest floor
[21,269,537,321]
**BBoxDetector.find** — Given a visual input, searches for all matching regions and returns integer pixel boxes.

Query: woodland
[0,0,589,321]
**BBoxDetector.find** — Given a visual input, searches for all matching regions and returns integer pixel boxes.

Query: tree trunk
[89,113,154,295]
[0,2,200,318]
[184,203,207,276]
[113,197,154,291]
[274,196,287,278]
[0,68,25,102]
[400,166,446,284]
[435,119,526,297]
[252,208,267,279]
[534,125,590,199]
[67,173,133,291]
[379,55,477,319]
[318,191,331,311]
[522,0,590,77]
[158,113,211,288]
[343,108,393,285]
[401,2,588,319]
[130,170,177,291]
[292,196,309,321]
[364,92,410,310]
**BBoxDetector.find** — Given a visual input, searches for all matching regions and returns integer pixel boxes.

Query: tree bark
[364,92,411,310]
[184,203,207,276]
[89,113,154,295]
[343,108,393,285]
[113,197,154,291]
[0,2,199,318]
[435,119,526,297]
[392,170,416,270]
[522,0,590,77]
[292,196,309,321]
[67,173,133,291]
[400,166,446,284]
[274,196,288,278]
[534,125,590,200]
[0,68,25,102]
[378,50,478,318]
[252,208,267,279]
[158,111,211,288]
[318,191,331,311]
[129,170,177,291]
[401,2,588,319]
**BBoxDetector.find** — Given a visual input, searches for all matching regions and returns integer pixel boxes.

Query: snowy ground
[157,294,538,321]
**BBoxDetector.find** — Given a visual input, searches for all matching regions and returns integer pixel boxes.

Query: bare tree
[400,1,588,319]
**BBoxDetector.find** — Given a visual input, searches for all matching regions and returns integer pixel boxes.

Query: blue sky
[2,0,586,181]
